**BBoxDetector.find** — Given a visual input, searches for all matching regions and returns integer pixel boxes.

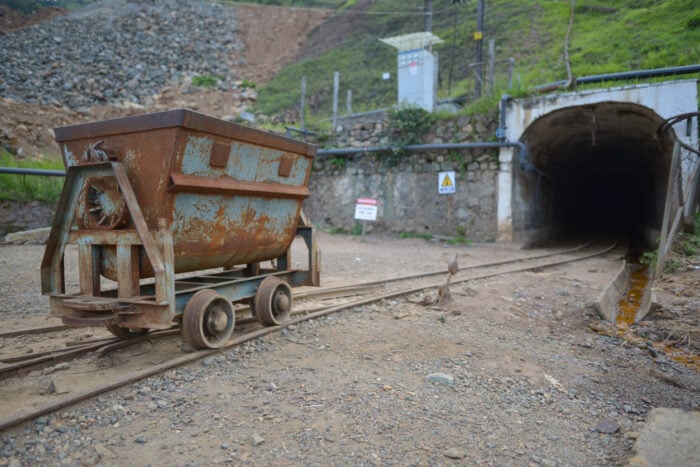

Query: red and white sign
[354,198,378,221]
[356,198,378,206]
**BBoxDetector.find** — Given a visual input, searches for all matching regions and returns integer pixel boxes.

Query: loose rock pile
[0,0,242,109]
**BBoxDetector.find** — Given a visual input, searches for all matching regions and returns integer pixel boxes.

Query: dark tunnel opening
[514,102,676,246]
[563,166,651,233]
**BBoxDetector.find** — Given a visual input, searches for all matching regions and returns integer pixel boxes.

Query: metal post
[347,90,352,116]
[447,4,459,96]
[300,76,306,132]
[507,58,515,89]
[487,39,496,92]
[332,71,339,131]
[474,0,485,98]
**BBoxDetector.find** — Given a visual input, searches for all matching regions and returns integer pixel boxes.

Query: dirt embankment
[233,4,332,84]
[0,5,65,33]
[0,2,331,159]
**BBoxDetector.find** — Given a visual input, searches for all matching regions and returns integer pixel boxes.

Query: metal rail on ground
[0,239,618,431]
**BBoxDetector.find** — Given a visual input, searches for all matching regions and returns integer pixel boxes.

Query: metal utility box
[42,109,320,349]
[380,32,443,112]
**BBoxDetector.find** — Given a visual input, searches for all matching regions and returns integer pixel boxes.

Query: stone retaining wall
[304,113,501,241]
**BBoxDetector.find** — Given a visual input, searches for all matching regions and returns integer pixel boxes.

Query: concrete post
[332,71,340,131]
[487,39,496,92]
[497,147,514,241]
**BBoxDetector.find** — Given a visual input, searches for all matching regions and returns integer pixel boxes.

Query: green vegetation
[328,156,347,169]
[640,213,700,274]
[327,226,349,234]
[387,104,435,147]
[191,74,224,88]
[327,221,364,235]
[254,0,700,119]
[639,249,657,268]
[399,231,433,241]
[0,150,64,202]
[447,226,472,245]
[0,0,96,13]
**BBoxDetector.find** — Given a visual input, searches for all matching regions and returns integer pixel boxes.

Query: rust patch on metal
[168,173,309,199]
[210,141,230,168]
[45,109,320,334]
[62,314,116,327]
[79,177,130,230]
[54,109,316,156]
[278,155,293,177]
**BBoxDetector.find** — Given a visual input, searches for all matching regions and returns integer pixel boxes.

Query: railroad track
[0,238,600,373]
[0,238,618,432]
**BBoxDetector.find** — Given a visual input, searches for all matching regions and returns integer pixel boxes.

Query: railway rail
[0,238,618,432]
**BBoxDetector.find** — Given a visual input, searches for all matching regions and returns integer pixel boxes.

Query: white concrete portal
[497,80,699,244]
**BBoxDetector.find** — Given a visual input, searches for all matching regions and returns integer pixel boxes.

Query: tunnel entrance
[513,102,677,246]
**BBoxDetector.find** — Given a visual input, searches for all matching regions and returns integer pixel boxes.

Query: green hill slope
[251,0,700,119]
[0,0,94,14]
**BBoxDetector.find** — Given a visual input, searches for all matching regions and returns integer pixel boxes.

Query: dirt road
[0,233,697,465]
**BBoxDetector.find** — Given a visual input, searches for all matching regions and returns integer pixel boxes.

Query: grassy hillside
[0,0,94,14]
[251,0,700,119]
[5,0,699,119]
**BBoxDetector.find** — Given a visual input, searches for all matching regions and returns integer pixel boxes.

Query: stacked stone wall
[304,112,501,241]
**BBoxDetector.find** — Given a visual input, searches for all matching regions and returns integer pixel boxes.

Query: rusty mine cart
[41,110,320,349]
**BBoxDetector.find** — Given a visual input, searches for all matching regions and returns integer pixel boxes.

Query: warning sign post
[354,198,378,236]
[438,171,456,194]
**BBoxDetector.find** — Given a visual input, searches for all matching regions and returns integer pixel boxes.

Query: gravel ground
[0,0,242,109]
[0,233,698,466]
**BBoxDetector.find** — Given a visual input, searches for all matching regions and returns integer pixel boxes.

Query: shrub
[191,75,222,88]
[387,104,436,147]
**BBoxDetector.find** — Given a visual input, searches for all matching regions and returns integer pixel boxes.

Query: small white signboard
[438,171,456,194]
[354,198,378,221]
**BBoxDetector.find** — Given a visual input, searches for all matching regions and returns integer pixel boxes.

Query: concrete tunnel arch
[497,80,699,245]
[514,102,675,244]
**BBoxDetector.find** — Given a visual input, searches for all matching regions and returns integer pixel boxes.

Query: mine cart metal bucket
[42,109,320,349]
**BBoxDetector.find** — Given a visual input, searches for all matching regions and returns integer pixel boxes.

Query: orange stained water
[615,264,699,372]
[659,350,700,372]
[616,266,650,326]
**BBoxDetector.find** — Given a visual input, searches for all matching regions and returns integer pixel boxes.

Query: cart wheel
[255,277,293,326]
[182,289,235,349]
[105,323,148,339]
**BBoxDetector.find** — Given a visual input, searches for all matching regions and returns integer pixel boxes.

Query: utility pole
[474,0,485,98]
[424,0,433,32]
